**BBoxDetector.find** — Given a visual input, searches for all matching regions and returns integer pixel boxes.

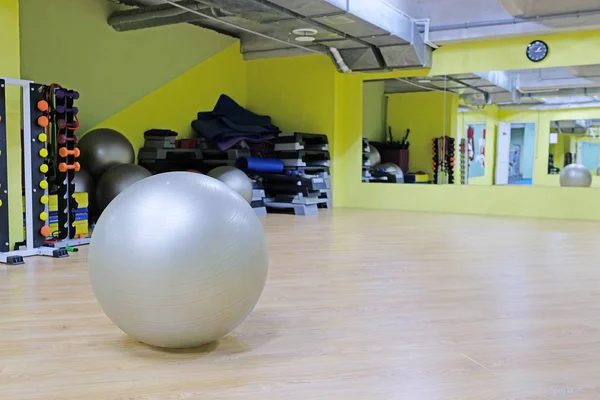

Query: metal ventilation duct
[108,0,432,71]
[498,0,600,17]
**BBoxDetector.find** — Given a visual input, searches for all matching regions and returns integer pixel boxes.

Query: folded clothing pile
[191,94,280,151]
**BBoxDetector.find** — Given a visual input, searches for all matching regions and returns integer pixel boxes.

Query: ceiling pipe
[499,101,600,110]
[108,4,194,26]
[329,47,351,73]
[161,0,326,56]
[428,8,600,32]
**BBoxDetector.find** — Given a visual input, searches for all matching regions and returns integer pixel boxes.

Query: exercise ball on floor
[96,164,151,212]
[368,144,381,167]
[208,166,253,204]
[78,128,135,180]
[560,163,592,187]
[88,172,269,348]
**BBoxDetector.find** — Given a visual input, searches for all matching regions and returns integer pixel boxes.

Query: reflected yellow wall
[363,81,386,142]
[335,30,600,221]
[386,91,457,177]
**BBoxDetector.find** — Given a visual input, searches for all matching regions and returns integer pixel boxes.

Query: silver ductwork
[108,0,432,71]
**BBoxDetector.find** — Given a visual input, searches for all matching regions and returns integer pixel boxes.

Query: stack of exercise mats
[138,129,203,174]
[191,94,280,151]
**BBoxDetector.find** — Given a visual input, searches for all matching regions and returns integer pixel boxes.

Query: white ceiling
[384,0,600,44]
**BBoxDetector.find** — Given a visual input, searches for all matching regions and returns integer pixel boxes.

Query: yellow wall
[246,54,336,143]
[19,0,235,133]
[1,0,23,243]
[334,30,600,221]
[386,91,458,177]
[92,43,246,155]
[362,81,386,142]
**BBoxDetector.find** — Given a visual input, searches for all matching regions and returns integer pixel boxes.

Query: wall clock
[526,40,549,62]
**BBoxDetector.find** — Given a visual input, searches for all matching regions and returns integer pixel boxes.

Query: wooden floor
[3,209,600,399]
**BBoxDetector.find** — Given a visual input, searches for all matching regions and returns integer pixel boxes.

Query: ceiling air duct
[108,0,432,71]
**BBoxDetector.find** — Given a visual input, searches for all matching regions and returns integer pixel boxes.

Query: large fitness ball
[78,128,135,180]
[96,164,151,212]
[88,172,269,348]
[208,166,253,204]
[560,163,592,187]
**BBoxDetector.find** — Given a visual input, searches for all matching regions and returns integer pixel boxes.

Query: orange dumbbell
[37,115,49,127]
[58,162,81,173]
[58,147,81,158]
[37,100,49,112]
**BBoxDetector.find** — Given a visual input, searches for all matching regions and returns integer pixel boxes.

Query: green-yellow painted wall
[246,55,336,140]
[362,81,386,142]
[334,30,600,221]
[92,43,246,155]
[386,91,458,177]
[1,0,23,243]
[19,0,235,133]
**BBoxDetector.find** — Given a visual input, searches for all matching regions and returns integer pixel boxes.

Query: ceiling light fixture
[292,28,318,42]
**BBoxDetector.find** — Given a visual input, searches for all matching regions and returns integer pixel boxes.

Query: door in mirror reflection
[495,123,536,185]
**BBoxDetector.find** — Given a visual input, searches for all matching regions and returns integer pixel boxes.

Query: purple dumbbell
[55,89,80,100]
[56,105,79,115]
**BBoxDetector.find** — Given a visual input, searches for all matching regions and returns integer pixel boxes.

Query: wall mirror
[362,64,600,188]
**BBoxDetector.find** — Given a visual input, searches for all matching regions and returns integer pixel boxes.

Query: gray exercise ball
[368,144,381,167]
[207,166,253,204]
[96,164,152,212]
[78,128,135,180]
[72,168,95,195]
[88,172,268,348]
[560,163,592,187]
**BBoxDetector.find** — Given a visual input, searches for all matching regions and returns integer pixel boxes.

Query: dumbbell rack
[0,78,89,265]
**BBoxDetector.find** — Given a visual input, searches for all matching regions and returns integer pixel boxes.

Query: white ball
[88,172,268,348]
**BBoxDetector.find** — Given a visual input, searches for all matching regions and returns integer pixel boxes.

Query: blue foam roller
[236,157,284,173]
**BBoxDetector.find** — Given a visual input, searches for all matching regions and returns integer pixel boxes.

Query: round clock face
[527,40,549,62]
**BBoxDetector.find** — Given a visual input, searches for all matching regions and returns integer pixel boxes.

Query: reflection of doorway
[495,122,536,185]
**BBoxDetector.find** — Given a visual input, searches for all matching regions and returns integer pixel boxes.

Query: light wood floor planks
[2,209,600,399]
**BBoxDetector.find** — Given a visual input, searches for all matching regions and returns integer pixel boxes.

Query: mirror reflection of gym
[362,75,486,185]
[549,119,600,187]
[363,63,600,188]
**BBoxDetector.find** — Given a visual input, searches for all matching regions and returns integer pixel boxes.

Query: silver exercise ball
[208,166,253,204]
[96,164,151,213]
[368,144,381,167]
[560,163,592,187]
[78,128,135,180]
[376,162,404,175]
[88,172,269,348]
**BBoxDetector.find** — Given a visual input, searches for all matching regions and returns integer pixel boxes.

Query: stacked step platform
[362,138,372,182]
[260,133,332,216]
[138,130,203,174]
